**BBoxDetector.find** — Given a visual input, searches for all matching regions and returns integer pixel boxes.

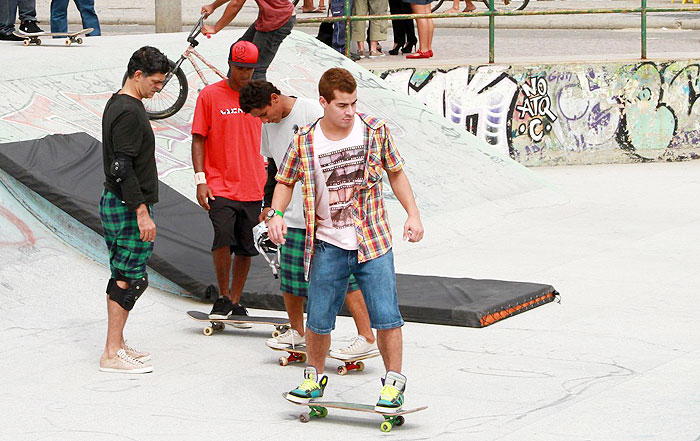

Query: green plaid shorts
[280,227,358,297]
[99,189,154,280]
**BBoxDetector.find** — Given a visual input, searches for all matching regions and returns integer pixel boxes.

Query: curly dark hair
[126,46,170,78]
[239,80,282,113]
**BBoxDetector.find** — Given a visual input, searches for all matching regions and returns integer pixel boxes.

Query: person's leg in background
[351,0,368,56]
[74,0,100,35]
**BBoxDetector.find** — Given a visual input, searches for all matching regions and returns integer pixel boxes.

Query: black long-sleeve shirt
[102,93,158,211]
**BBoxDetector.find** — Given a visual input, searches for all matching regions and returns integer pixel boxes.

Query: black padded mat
[0,133,558,327]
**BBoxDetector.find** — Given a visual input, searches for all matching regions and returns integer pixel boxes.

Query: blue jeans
[0,0,37,35]
[50,0,100,36]
[306,240,404,335]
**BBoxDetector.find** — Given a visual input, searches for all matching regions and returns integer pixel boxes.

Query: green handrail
[297,2,700,63]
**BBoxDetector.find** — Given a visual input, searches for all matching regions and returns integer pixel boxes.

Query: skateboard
[13,28,94,46]
[269,345,380,375]
[283,393,428,432]
[187,310,290,337]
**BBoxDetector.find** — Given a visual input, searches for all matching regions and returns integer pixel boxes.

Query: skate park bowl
[0,30,564,327]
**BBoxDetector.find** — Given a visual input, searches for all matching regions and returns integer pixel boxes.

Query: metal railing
[297,1,700,63]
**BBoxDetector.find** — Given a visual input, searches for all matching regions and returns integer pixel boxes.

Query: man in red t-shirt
[200,0,295,80]
[191,40,267,320]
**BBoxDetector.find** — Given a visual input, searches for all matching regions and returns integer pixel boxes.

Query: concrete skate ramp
[0,30,562,327]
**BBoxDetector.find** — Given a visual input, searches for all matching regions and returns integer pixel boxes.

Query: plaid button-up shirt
[275,112,405,280]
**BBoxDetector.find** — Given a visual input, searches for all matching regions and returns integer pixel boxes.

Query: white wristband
[194,172,207,185]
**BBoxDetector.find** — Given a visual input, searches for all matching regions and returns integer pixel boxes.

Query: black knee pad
[106,274,149,311]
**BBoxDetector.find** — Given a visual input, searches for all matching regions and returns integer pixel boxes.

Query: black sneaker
[229,303,252,328]
[230,303,249,317]
[209,296,234,319]
[0,33,24,41]
[19,20,43,34]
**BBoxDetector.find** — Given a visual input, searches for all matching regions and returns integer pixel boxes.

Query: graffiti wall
[377,60,700,166]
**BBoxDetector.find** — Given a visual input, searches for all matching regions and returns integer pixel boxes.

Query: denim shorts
[280,228,360,298]
[306,240,404,334]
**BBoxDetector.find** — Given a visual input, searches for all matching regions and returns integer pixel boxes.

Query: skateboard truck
[336,360,365,375]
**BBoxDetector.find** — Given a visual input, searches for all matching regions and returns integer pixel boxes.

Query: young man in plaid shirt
[99,46,169,373]
[267,68,424,412]
[239,79,379,359]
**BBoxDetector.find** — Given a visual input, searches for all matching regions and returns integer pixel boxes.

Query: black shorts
[208,197,261,256]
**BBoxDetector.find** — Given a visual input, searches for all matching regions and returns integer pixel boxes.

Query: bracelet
[194,172,207,185]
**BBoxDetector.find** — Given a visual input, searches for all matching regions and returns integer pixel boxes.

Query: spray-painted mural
[378,60,700,165]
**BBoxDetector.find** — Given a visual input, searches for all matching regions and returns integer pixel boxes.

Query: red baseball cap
[229,40,259,68]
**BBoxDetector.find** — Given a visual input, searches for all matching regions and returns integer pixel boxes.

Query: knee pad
[106,274,149,311]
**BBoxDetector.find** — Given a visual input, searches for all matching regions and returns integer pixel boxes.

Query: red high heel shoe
[406,50,433,59]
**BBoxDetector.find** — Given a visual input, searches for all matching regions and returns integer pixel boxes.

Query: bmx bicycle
[123,13,225,120]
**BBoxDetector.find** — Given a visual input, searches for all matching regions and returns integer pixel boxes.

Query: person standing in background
[50,0,101,36]
[0,0,44,41]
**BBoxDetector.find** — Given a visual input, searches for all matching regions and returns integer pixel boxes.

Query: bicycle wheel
[481,0,529,11]
[121,59,188,120]
[431,0,446,13]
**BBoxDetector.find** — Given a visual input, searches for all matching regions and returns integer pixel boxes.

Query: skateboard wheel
[396,415,405,426]
[279,356,288,366]
[203,326,214,336]
[317,407,328,418]
[381,421,392,432]
[35,38,41,45]
[271,330,280,338]
[23,39,29,46]
[337,366,348,376]
[357,361,365,372]
[76,37,83,44]
[299,353,307,363]
[65,39,71,46]
[213,322,225,331]
[299,412,310,423]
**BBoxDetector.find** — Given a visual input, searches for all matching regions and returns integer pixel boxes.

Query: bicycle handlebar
[187,13,207,44]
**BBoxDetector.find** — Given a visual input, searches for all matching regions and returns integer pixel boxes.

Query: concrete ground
[3,159,700,440]
[1,4,699,439]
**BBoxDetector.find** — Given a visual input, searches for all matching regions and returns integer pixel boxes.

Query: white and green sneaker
[375,371,406,413]
[286,366,328,404]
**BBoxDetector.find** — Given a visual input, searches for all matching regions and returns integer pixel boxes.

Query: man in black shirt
[99,46,169,374]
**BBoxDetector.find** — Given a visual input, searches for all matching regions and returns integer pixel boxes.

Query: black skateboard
[187,310,290,337]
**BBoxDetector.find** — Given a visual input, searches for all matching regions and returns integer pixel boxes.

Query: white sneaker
[329,335,379,360]
[123,341,150,362]
[99,349,153,374]
[266,329,306,349]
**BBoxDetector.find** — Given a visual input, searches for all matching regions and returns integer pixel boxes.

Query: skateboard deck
[283,393,427,432]
[187,310,290,337]
[269,345,380,375]
[13,28,93,46]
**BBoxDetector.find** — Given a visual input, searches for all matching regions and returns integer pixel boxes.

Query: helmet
[253,222,280,278]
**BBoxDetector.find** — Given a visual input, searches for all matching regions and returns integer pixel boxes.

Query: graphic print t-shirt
[313,114,365,250]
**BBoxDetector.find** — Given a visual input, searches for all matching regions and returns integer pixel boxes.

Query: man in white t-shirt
[267,68,424,413]
[239,80,379,359]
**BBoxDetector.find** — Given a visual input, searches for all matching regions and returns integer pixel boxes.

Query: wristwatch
[265,208,283,221]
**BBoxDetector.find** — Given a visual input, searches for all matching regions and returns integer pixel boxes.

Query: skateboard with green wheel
[268,345,379,375]
[187,310,290,337]
[283,393,427,432]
